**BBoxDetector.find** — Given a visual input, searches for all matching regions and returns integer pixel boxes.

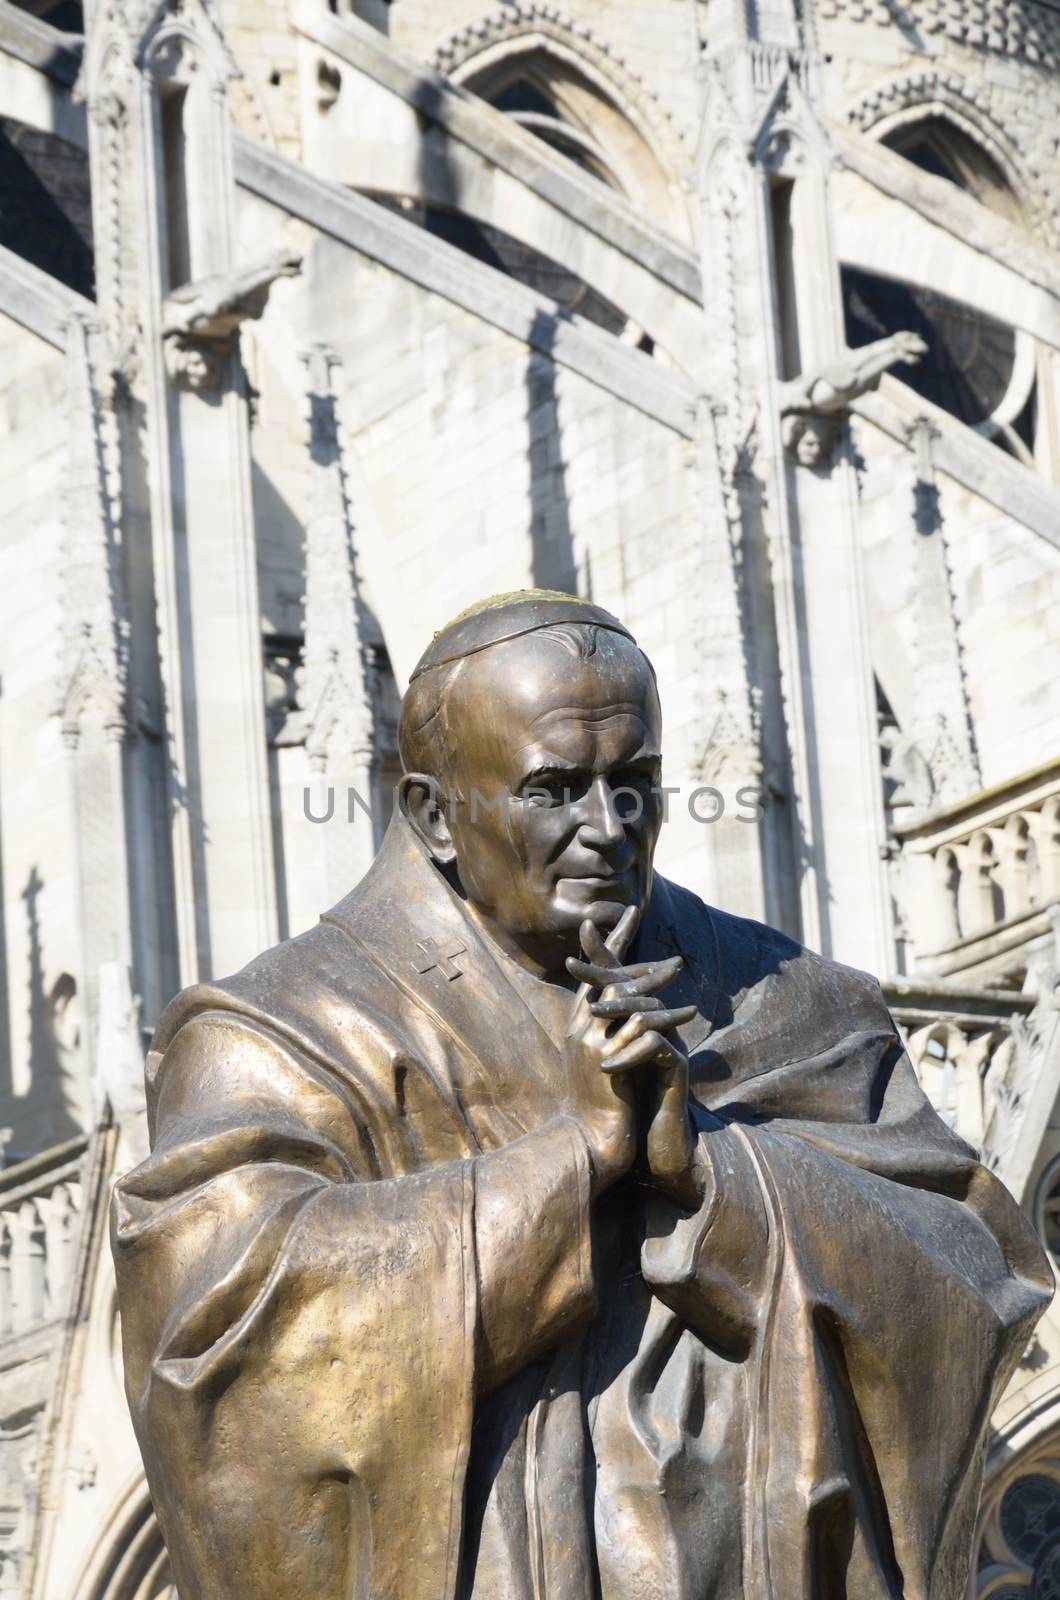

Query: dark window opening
[770,179,800,381]
[489,79,560,120]
[842,267,1017,430]
[329,0,390,33]
[888,130,960,187]
[481,66,621,190]
[844,115,1036,445]
[884,117,1022,225]
[8,0,83,32]
[160,87,191,291]
[0,117,94,297]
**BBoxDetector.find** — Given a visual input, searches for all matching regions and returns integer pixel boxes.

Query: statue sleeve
[642,1011,1052,1600]
[113,1008,592,1600]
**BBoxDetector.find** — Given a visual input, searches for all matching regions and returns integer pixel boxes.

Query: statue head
[398,591,663,976]
[782,411,839,470]
[166,337,225,392]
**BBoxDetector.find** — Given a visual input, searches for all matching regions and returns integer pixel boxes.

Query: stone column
[908,418,981,807]
[55,313,133,1108]
[300,346,378,910]
[694,8,823,947]
[79,0,278,985]
[694,0,893,970]
[686,396,767,921]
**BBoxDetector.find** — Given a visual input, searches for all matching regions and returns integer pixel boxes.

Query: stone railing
[886,978,1034,1158]
[890,758,1060,986]
[747,40,807,94]
[0,1136,88,1346]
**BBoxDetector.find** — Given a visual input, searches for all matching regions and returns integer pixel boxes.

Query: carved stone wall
[220,0,301,158]
[821,0,1060,244]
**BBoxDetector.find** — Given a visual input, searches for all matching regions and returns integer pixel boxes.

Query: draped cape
[113,815,1051,1600]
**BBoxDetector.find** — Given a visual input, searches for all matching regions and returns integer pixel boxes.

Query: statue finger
[601,1032,680,1074]
[604,903,640,962]
[648,1005,699,1031]
[590,995,663,1018]
[601,1010,665,1054]
[566,955,682,989]
[602,1024,685,1075]
[601,960,684,999]
[582,920,622,971]
[602,1007,693,1059]
[567,958,616,988]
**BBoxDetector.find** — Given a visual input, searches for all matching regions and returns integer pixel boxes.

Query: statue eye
[521,774,590,807]
[523,778,571,807]
[610,769,654,800]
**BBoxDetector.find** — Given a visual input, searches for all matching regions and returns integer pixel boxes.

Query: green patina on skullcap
[409,589,637,681]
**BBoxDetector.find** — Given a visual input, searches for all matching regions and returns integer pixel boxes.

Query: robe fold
[113,815,1051,1600]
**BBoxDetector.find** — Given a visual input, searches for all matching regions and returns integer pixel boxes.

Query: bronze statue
[113,590,1051,1600]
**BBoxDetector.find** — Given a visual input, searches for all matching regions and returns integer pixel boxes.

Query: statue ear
[399,773,456,865]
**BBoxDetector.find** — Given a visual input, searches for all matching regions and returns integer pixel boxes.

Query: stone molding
[847,72,1028,193]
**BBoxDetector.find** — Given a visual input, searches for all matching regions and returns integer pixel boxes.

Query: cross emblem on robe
[414,938,467,981]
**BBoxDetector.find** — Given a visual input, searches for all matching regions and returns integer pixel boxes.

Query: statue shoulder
[149,913,389,1069]
[654,875,892,1030]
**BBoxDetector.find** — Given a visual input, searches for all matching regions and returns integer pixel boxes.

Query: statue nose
[578,775,626,847]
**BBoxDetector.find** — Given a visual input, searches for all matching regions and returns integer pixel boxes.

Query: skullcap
[408,590,637,681]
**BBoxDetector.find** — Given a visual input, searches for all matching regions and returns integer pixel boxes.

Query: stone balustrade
[747,40,804,92]
[891,758,1060,986]
[887,979,1035,1158]
[0,1136,88,1346]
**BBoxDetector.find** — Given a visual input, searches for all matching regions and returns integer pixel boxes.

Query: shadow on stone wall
[527,310,576,594]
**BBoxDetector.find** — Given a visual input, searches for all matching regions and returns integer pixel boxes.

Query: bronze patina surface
[113,590,1052,1600]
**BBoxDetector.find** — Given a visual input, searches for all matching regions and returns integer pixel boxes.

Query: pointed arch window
[459,41,681,226]
[841,115,1037,461]
[373,51,644,338]
[483,71,624,191]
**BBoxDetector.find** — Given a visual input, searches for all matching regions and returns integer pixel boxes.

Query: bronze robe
[113,815,1051,1600]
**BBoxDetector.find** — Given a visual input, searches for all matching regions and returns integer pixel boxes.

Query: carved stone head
[782,411,840,469]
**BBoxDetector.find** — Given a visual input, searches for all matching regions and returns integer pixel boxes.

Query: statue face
[796,424,824,467]
[443,629,663,955]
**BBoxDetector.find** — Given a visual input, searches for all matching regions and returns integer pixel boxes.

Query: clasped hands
[564,904,706,1210]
